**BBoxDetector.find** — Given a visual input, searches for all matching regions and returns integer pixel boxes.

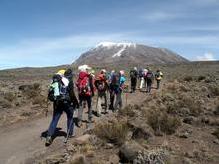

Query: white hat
[78,65,91,71]
[120,70,125,75]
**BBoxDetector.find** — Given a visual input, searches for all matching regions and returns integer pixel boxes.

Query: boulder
[73,134,91,145]
[119,141,145,163]
[128,119,154,140]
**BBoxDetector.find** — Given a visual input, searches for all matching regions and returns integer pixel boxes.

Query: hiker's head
[64,68,73,79]
[157,69,160,72]
[101,69,106,74]
[120,70,125,76]
[134,67,137,71]
[57,69,66,76]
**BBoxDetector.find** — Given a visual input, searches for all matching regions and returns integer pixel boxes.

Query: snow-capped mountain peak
[96,42,136,48]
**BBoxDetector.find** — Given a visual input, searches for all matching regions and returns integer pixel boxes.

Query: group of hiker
[129,67,163,93]
[45,65,163,145]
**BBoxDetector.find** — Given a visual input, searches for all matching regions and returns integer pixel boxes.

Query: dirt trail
[0,91,149,164]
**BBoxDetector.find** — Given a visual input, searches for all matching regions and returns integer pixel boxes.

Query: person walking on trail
[109,70,116,110]
[155,69,163,89]
[138,68,144,89]
[76,65,95,127]
[46,68,79,146]
[145,68,154,93]
[129,67,138,93]
[94,69,108,117]
[142,68,148,90]
[114,70,126,111]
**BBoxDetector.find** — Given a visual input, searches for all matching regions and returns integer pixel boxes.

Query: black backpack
[48,74,70,102]
[146,71,154,80]
[111,73,120,88]
[130,70,136,78]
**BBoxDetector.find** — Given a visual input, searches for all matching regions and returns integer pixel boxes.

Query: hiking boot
[45,136,52,146]
[96,113,101,117]
[76,121,82,127]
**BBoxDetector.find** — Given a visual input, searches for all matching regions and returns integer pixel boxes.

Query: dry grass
[212,128,219,139]
[147,109,181,135]
[118,105,136,117]
[94,120,129,145]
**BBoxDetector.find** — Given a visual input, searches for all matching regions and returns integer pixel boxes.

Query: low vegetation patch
[212,128,219,139]
[94,120,129,145]
[147,109,181,135]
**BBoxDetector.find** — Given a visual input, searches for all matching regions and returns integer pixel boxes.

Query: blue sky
[0,0,218,69]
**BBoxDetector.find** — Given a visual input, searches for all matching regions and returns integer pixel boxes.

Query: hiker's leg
[114,92,120,110]
[47,104,62,137]
[157,80,160,89]
[65,103,74,136]
[77,95,84,122]
[140,78,144,89]
[87,96,92,122]
[97,95,102,115]
[104,93,108,113]
[109,91,115,110]
[118,92,123,109]
[133,78,137,92]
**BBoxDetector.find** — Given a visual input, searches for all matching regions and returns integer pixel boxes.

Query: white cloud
[196,52,216,61]
[141,12,179,21]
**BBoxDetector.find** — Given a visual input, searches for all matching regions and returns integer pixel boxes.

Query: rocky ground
[0,61,218,164]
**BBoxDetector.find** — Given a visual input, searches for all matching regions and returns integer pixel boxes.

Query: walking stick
[125,93,128,106]
[64,108,74,144]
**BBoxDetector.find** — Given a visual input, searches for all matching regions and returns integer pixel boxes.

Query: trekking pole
[95,94,99,111]
[125,93,128,106]
[45,98,49,117]
[64,109,74,144]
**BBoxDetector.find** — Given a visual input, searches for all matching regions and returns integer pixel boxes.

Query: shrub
[183,76,193,82]
[19,83,42,99]
[0,98,12,108]
[4,92,16,102]
[212,128,219,139]
[94,120,129,145]
[209,85,219,96]
[118,105,136,117]
[147,110,181,135]
[197,75,206,81]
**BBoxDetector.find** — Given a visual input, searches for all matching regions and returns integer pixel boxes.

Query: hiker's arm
[69,81,79,108]
[89,76,95,96]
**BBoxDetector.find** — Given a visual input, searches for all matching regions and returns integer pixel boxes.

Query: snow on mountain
[74,42,189,67]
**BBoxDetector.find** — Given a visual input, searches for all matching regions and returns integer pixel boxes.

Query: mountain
[73,42,189,68]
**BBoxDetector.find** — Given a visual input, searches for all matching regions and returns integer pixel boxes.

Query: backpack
[48,74,70,102]
[111,73,120,87]
[95,74,106,92]
[77,72,91,96]
[130,70,136,78]
[146,71,154,80]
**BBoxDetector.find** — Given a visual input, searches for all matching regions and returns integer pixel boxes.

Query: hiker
[109,70,116,110]
[76,65,95,127]
[129,67,138,93]
[142,68,148,90]
[138,68,144,89]
[114,70,126,110]
[145,68,154,93]
[46,68,79,145]
[155,69,163,89]
[94,69,108,116]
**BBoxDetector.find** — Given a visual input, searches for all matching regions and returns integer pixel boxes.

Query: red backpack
[77,72,91,96]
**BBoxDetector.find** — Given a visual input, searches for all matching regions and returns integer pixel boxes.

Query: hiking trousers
[109,90,115,110]
[97,92,107,114]
[78,95,92,122]
[146,79,152,93]
[131,77,137,92]
[140,77,145,89]
[156,80,161,89]
[47,101,74,137]
[114,91,122,110]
